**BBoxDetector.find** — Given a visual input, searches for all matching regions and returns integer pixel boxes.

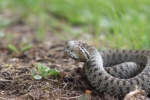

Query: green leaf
[34,75,42,80]
[48,69,60,76]
[36,63,46,72]
[35,63,60,78]
[8,44,19,53]
[21,44,32,52]
[36,63,48,77]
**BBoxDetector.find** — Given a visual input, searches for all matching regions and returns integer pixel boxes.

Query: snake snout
[64,41,79,60]
[64,41,90,62]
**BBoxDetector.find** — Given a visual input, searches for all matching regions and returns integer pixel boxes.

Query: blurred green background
[0,0,150,49]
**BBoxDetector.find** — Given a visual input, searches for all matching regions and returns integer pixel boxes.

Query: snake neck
[82,43,108,73]
[88,49,106,71]
[64,40,106,72]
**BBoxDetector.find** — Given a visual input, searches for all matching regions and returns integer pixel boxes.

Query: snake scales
[64,41,150,97]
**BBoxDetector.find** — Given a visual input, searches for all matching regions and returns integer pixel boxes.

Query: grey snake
[64,41,150,97]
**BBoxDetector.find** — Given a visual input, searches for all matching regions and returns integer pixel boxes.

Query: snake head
[64,41,90,62]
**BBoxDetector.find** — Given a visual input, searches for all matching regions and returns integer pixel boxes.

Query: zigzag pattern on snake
[64,41,150,97]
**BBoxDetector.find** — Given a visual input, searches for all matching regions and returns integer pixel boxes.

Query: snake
[64,41,150,97]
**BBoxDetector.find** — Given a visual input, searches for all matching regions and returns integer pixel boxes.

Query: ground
[0,24,121,100]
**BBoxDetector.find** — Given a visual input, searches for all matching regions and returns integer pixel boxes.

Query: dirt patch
[0,24,123,100]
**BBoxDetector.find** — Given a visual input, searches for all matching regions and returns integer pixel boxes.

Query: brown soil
[0,23,120,100]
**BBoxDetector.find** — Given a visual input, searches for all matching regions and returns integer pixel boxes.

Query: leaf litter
[0,24,117,100]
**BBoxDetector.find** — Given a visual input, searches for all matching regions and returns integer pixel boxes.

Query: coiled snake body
[64,41,150,97]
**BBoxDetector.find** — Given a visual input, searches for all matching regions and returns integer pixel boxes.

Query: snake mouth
[64,50,79,60]
[70,55,78,60]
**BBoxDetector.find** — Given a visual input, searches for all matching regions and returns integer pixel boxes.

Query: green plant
[1,0,150,49]
[8,44,19,53]
[8,44,32,53]
[47,0,150,49]
[21,44,32,52]
[33,63,59,80]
